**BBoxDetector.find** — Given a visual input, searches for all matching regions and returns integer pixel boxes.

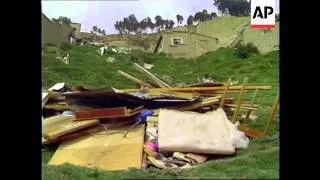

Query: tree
[128,14,139,34]
[176,14,184,26]
[59,16,72,24]
[93,26,98,32]
[214,0,231,16]
[123,17,130,34]
[169,20,175,29]
[114,21,121,34]
[180,15,184,25]
[147,17,155,32]
[201,9,211,21]
[187,15,194,26]
[52,16,72,24]
[176,14,181,25]
[194,12,202,24]
[92,26,106,36]
[213,0,250,16]
[211,12,218,19]
[140,18,148,33]
[155,15,162,32]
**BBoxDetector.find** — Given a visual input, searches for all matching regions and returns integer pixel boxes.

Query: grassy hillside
[243,22,280,53]
[197,16,249,47]
[161,16,279,54]
[43,45,279,179]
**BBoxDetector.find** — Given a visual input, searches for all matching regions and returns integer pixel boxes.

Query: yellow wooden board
[48,124,145,171]
[43,115,99,140]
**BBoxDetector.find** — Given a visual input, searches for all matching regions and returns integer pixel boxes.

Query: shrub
[234,42,259,59]
[130,50,158,64]
[60,42,72,51]
[44,46,57,54]
[44,43,55,47]
[275,14,280,21]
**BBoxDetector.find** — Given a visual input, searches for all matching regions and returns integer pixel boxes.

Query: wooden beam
[75,106,144,121]
[245,89,259,121]
[264,95,280,136]
[48,124,146,171]
[120,85,272,93]
[238,124,264,138]
[232,77,248,122]
[118,70,154,88]
[133,63,171,88]
[43,115,99,140]
[219,78,232,108]
[225,104,258,111]
[174,96,221,111]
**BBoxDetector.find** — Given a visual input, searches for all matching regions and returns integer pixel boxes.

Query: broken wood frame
[214,77,278,137]
[264,95,280,135]
[75,106,144,121]
[119,85,272,93]
[232,77,248,122]
[117,70,154,88]
[133,63,172,88]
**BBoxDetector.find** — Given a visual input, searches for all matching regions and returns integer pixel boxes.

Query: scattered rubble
[42,64,279,171]
[106,57,116,63]
[143,63,154,70]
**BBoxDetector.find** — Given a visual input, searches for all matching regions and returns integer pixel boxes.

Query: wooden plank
[120,85,272,93]
[232,78,248,122]
[219,78,232,108]
[183,82,224,87]
[158,91,197,100]
[118,70,154,88]
[48,124,146,171]
[134,63,172,88]
[42,92,49,108]
[264,95,280,136]
[44,104,70,111]
[48,82,65,91]
[75,106,143,121]
[238,124,264,138]
[245,89,259,120]
[173,96,221,111]
[224,104,258,111]
[43,115,99,140]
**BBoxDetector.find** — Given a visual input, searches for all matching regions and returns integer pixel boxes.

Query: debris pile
[42,63,279,171]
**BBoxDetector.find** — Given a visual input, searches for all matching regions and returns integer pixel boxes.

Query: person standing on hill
[68,28,76,44]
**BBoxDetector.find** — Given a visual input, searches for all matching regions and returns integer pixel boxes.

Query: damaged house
[154,29,219,59]
[42,13,80,46]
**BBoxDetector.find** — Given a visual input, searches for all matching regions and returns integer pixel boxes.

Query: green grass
[42,44,279,179]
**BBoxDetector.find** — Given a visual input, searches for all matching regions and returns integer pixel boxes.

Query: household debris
[48,124,146,171]
[106,57,116,63]
[56,54,70,64]
[158,109,249,154]
[42,67,278,171]
[98,46,131,56]
[143,63,154,70]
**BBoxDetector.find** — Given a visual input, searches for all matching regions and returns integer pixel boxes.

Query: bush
[234,42,259,59]
[44,43,55,47]
[60,42,72,51]
[44,46,57,54]
[159,52,169,57]
[130,50,158,64]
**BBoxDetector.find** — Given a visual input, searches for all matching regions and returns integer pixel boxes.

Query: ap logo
[251,0,276,29]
